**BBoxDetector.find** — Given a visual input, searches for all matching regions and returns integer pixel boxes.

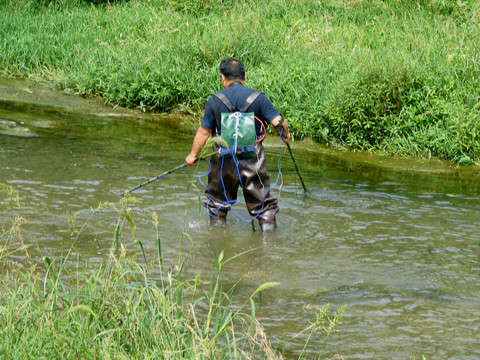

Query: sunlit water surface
[1,83,479,359]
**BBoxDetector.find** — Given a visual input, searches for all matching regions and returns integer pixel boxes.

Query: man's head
[219,58,246,81]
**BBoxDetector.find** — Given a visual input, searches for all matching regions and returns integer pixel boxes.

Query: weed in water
[0,185,346,358]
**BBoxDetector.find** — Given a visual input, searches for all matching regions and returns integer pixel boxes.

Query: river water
[1,80,479,359]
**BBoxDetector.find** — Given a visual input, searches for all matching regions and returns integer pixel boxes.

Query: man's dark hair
[219,58,245,80]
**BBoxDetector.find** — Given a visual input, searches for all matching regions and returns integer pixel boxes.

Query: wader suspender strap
[239,91,262,113]
[211,98,220,137]
[212,91,262,135]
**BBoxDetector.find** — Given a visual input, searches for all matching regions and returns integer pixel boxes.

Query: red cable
[254,116,266,143]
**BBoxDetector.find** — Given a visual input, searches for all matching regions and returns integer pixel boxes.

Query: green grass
[1,0,479,164]
[0,185,345,359]
[0,198,273,359]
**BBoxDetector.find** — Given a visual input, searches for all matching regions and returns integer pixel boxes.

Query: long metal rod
[121,163,187,196]
[286,142,308,193]
[120,151,219,197]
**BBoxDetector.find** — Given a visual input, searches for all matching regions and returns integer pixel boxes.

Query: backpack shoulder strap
[213,92,235,112]
[211,96,220,136]
[211,90,262,135]
[212,92,235,136]
[239,91,261,113]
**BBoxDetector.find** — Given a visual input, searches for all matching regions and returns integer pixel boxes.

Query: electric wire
[198,128,284,223]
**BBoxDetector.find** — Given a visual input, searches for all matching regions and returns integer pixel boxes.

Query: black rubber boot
[210,216,226,227]
[260,222,276,233]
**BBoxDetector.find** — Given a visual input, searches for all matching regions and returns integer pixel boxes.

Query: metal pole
[120,151,219,196]
[121,163,187,196]
[286,142,308,193]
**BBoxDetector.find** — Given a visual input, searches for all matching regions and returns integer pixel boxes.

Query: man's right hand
[186,126,212,166]
[185,153,198,166]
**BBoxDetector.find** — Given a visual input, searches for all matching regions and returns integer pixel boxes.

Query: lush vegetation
[0,185,345,359]
[1,0,479,164]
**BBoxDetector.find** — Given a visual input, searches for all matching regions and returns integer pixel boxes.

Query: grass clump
[0,202,264,359]
[324,62,421,149]
[0,191,345,359]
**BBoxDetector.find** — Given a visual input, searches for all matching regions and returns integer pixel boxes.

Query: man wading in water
[185,58,290,233]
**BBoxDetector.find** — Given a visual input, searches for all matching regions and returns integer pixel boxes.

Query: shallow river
[1,81,479,359]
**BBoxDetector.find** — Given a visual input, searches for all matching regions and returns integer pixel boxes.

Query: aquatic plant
[0,183,20,207]
[0,184,29,265]
[0,191,345,359]
[0,201,255,358]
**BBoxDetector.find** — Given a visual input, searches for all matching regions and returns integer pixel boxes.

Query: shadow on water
[1,80,480,360]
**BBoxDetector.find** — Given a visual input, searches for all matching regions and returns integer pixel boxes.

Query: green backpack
[212,91,262,157]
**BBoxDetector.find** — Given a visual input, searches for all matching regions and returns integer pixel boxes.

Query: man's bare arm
[185,126,212,166]
[270,115,291,143]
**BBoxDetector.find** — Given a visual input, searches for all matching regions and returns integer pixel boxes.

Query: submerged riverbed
[1,80,479,359]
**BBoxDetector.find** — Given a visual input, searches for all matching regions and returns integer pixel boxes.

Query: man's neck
[222,77,245,89]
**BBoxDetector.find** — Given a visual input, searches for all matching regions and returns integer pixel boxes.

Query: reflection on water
[1,85,480,359]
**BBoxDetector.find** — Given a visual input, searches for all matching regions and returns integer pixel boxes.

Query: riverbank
[1,0,479,165]
[2,77,478,182]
